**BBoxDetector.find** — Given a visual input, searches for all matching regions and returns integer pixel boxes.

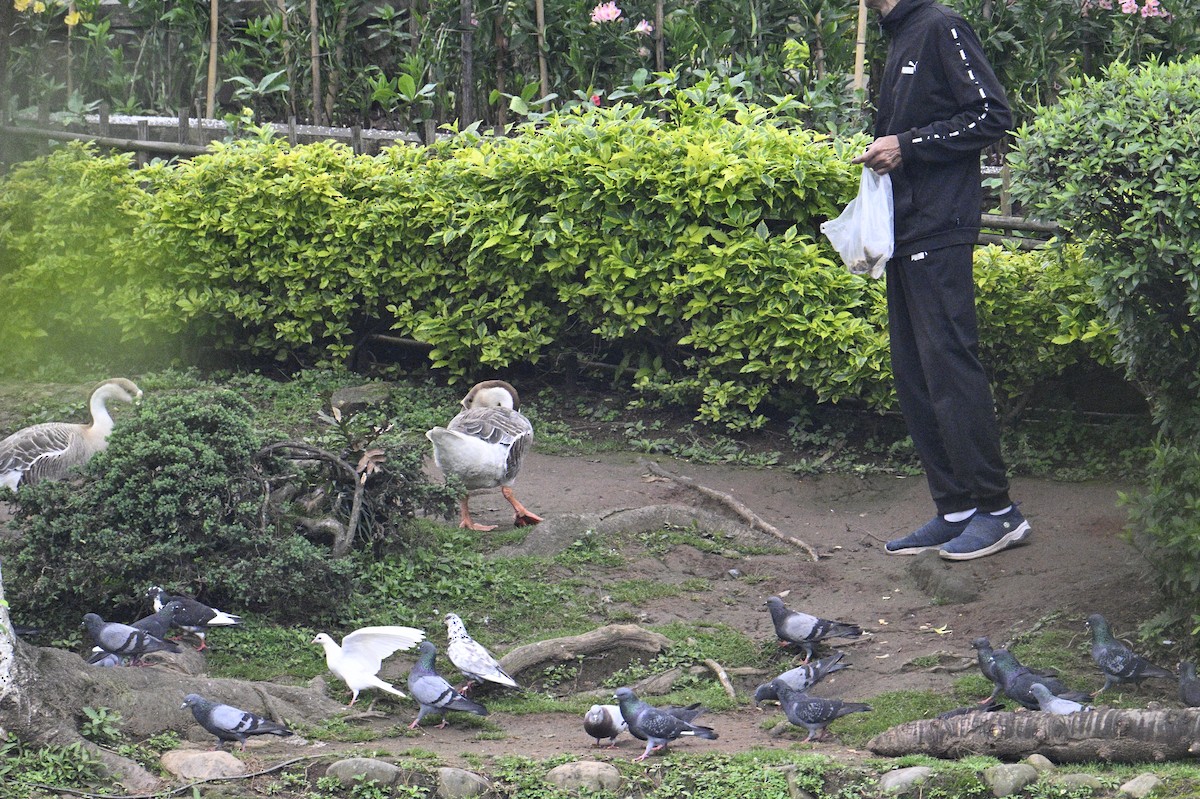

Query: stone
[879,766,934,794]
[330,383,394,414]
[1119,773,1162,797]
[982,763,1039,797]
[160,749,247,780]
[324,757,403,788]
[908,550,980,603]
[1056,774,1103,791]
[436,767,490,798]
[1025,753,1055,773]
[544,761,622,793]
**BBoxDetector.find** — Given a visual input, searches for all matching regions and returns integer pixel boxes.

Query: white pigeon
[312,625,426,705]
[444,612,519,690]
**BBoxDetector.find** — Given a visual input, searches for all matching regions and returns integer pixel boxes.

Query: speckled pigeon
[82,613,180,664]
[771,679,871,742]
[765,596,862,662]
[613,687,718,761]
[1030,683,1087,715]
[444,612,519,691]
[407,641,489,728]
[584,704,627,747]
[147,585,242,651]
[754,652,849,704]
[181,693,292,750]
[1180,661,1200,707]
[1086,613,1174,694]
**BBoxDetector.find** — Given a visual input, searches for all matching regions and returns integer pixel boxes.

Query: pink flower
[1098,0,1112,8]
[1119,0,1138,12]
[590,1,622,23]
[633,19,654,34]
[591,94,602,106]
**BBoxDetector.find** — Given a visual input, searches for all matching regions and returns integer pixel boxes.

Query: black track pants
[885,244,1011,515]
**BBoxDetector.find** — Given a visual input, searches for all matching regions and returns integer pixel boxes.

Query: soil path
[234,451,1152,770]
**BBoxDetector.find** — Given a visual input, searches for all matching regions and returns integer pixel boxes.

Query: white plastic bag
[820,167,894,279]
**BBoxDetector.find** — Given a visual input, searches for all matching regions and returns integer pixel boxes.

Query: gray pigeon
[765,596,862,661]
[1086,613,1174,694]
[754,652,849,704]
[406,641,489,728]
[86,648,124,667]
[613,687,718,761]
[130,600,185,641]
[82,613,180,664]
[181,693,292,750]
[771,679,871,742]
[147,586,242,651]
[444,612,519,691]
[584,704,627,747]
[990,648,1091,710]
[1030,682,1087,715]
[971,637,1060,705]
[1180,661,1200,707]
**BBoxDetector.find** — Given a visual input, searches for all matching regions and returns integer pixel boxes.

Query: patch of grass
[292,718,385,743]
[608,579,688,605]
[204,620,323,682]
[827,689,965,746]
[554,530,625,569]
[0,736,104,798]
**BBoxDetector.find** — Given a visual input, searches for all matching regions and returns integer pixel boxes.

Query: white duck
[426,379,542,531]
[312,625,426,706]
[0,378,142,491]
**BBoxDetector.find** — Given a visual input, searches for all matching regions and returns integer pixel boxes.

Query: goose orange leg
[502,486,543,526]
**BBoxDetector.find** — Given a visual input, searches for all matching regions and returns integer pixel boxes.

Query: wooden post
[98,102,110,137]
[853,0,868,91]
[288,116,298,145]
[535,0,548,101]
[350,125,362,154]
[136,119,149,167]
[654,0,664,71]
[460,0,475,125]
[206,0,218,119]
[309,0,322,125]
[177,103,189,145]
[495,6,508,131]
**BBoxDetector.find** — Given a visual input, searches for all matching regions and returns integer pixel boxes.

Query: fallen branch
[868,708,1200,763]
[638,459,819,561]
[498,624,671,678]
[704,658,736,700]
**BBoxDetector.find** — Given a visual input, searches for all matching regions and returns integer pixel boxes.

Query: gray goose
[426,379,541,531]
[0,378,142,491]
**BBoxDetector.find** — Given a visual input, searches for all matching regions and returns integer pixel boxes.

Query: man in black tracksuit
[854,0,1030,560]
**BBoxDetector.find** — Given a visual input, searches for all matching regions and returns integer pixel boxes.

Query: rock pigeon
[82,613,180,665]
[86,648,124,667]
[130,600,185,641]
[989,649,1091,710]
[407,641,489,728]
[181,693,292,750]
[584,704,627,747]
[972,636,1060,705]
[312,625,426,705]
[771,679,871,742]
[146,586,242,651]
[765,596,862,661]
[426,379,541,530]
[1086,613,1174,694]
[444,612,519,691]
[1180,661,1200,707]
[1030,682,1087,715]
[613,686,718,761]
[753,652,849,704]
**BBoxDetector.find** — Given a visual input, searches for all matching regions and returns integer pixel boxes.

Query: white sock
[989,505,1013,516]
[944,508,976,523]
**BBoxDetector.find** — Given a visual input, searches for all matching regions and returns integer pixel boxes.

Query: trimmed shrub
[1009,57,1200,617]
[0,390,356,632]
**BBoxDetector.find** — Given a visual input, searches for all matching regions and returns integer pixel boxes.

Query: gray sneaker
[885,515,972,555]
[939,506,1030,561]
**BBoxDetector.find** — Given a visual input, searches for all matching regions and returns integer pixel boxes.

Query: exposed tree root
[498,624,671,678]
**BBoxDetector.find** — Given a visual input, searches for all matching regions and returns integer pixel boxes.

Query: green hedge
[0,103,1113,426]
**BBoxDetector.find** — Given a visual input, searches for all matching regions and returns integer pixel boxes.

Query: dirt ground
[251,449,1156,769]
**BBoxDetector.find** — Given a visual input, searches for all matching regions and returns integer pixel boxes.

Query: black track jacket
[874,0,1012,257]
